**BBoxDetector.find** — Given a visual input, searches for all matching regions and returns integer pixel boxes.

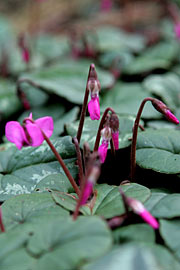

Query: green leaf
[136,129,180,174]
[0,248,35,270]
[27,216,112,269]
[52,183,150,219]
[160,219,180,261]
[2,193,69,230]
[150,194,180,218]
[0,80,21,119]
[113,224,155,244]
[143,73,180,110]
[52,107,79,138]
[144,190,168,212]
[0,160,76,200]
[99,51,134,70]
[5,136,76,173]
[19,60,114,104]
[82,243,180,270]
[101,82,160,119]
[66,115,143,150]
[96,26,146,53]
[123,41,179,75]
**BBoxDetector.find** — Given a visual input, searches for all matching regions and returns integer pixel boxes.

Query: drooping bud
[151,99,179,125]
[88,64,101,120]
[98,126,111,163]
[109,113,119,150]
[80,165,100,205]
[126,197,159,229]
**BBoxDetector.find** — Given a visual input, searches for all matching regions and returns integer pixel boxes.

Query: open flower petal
[88,97,100,120]
[25,123,44,147]
[35,116,54,138]
[98,140,109,163]
[5,121,28,150]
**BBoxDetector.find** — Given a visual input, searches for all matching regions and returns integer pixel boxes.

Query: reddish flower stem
[0,208,5,233]
[42,132,80,196]
[72,137,84,186]
[76,65,93,143]
[93,107,115,151]
[130,97,153,181]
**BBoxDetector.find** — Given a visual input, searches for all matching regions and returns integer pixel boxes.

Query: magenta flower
[112,131,119,150]
[165,109,179,124]
[174,23,180,39]
[80,181,93,205]
[88,95,100,120]
[98,140,109,163]
[151,99,179,125]
[127,198,159,229]
[5,114,53,150]
[98,127,111,163]
[80,166,100,205]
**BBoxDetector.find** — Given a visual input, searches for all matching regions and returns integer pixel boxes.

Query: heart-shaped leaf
[82,243,180,270]
[19,60,114,104]
[136,129,180,174]
[160,219,180,261]
[101,82,160,119]
[143,73,180,110]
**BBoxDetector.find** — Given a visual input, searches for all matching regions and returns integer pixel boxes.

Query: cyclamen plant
[4,63,179,233]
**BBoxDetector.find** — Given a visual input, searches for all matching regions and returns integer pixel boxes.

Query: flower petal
[35,116,54,138]
[140,209,159,229]
[80,181,93,205]
[98,140,109,163]
[112,131,119,150]
[88,97,100,120]
[25,123,44,147]
[5,121,27,150]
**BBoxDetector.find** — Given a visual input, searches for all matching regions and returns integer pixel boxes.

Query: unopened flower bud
[126,198,159,229]
[151,99,179,125]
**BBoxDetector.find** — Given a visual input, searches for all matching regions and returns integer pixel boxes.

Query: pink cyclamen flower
[165,109,179,125]
[88,95,100,120]
[127,198,159,229]
[98,127,111,163]
[174,23,180,39]
[5,114,53,150]
[80,166,100,205]
[98,140,109,163]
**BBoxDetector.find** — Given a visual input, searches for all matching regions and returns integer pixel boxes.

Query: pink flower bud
[165,110,179,125]
[151,99,179,125]
[80,181,93,205]
[80,166,100,205]
[127,198,159,229]
[112,131,119,150]
[5,114,54,149]
[88,95,100,120]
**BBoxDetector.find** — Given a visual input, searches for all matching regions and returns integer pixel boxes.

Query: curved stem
[130,97,153,181]
[93,107,115,151]
[72,137,84,186]
[76,66,92,143]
